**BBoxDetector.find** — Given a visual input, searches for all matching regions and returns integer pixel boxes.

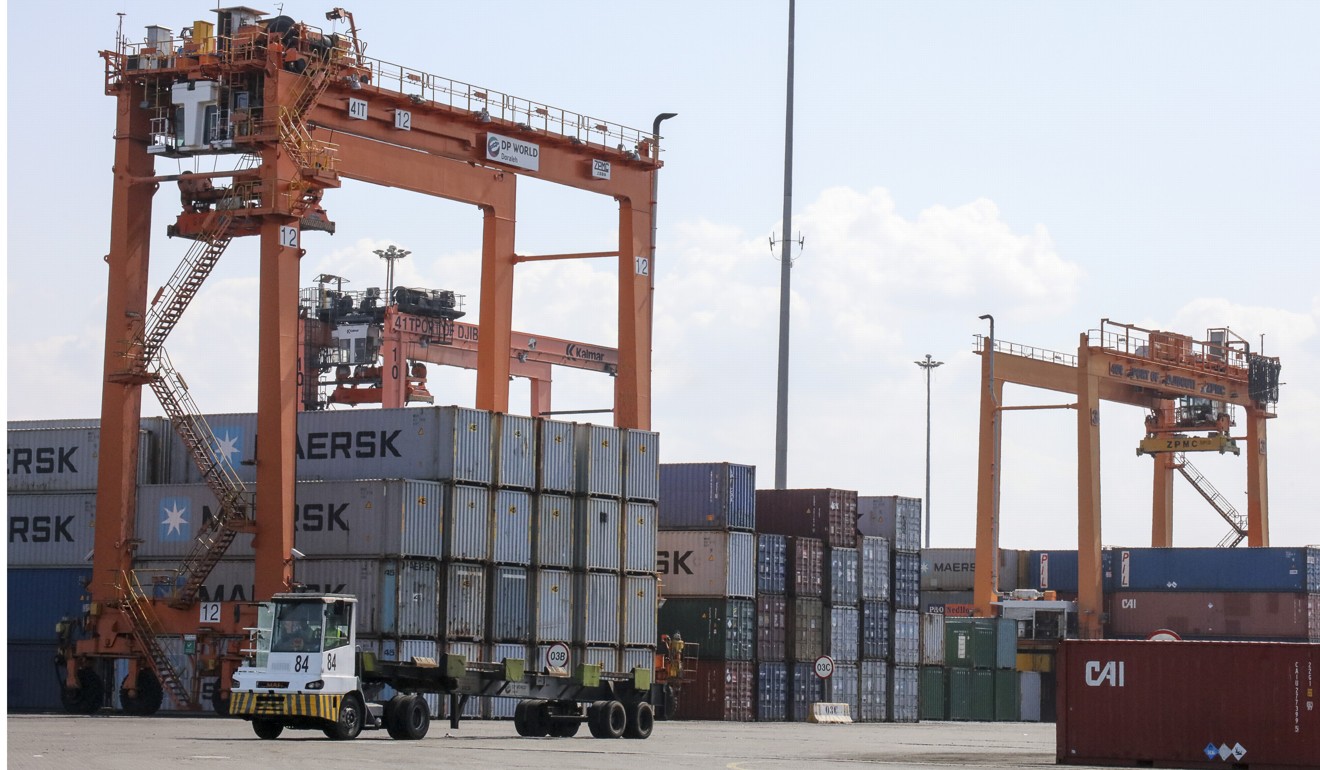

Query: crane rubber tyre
[119,669,164,716]
[396,694,430,740]
[623,700,654,739]
[252,719,284,740]
[324,693,365,740]
[60,668,104,715]
[587,700,626,739]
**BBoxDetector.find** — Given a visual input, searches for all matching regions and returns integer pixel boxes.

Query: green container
[945,618,996,669]
[970,668,996,721]
[994,618,1019,669]
[994,668,1020,721]
[656,598,755,660]
[947,666,973,720]
[919,666,947,720]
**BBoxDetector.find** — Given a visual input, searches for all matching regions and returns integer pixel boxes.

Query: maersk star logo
[160,497,191,542]
[211,429,243,466]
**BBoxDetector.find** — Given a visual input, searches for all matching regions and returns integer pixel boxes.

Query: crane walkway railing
[1173,452,1247,547]
[117,570,192,709]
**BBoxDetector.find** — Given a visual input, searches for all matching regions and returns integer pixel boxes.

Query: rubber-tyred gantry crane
[70,7,668,714]
[972,319,1281,639]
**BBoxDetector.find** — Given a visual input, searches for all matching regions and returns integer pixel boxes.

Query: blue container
[1113,547,1318,592]
[7,567,91,642]
[757,534,787,595]
[756,661,788,721]
[861,600,890,659]
[657,463,755,531]
[892,551,920,610]
[789,662,825,722]
[827,547,860,606]
[1026,550,1116,593]
[8,642,64,710]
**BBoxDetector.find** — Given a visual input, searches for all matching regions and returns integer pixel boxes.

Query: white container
[8,425,161,492]
[859,536,891,601]
[622,574,657,646]
[442,561,487,640]
[574,423,622,497]
[535,493,574,568]
[623,428,659,502]
[491,489,532,565]
[442,483,490,562]
[620,647,654,675]
[920,612,946,666]
[574,571,621,645]
[537,419,576,493]
[7,493,97,567]
[495,413,536,490]
[656,530,756,598]
[623,501,657,573]
[574,496,622,572]
[535,568,575,642]
[489,565,532,642]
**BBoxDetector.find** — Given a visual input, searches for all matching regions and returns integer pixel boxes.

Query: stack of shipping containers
[655,463,757,721]
[858,496,921,723]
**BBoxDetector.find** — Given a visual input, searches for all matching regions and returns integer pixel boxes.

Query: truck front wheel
[324,693,364,740]
[252,720,284,740]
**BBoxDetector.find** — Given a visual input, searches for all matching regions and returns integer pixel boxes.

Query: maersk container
[787,536,824,597]
[857,660,888,722]
[135,557,256,604]
[679,660,755,722]
[1112,547,1319,593]
[920,612,946,665]
[756,488,858,548]
[891,609,920,666]
[789,662,825,722]
[887,664,919,723]
[494,412,536,490]
[537,418,576,493]
[574,423,622,497]
[860,601,890,660]
[893,550,921,610]
[489,565,531,642]
[534,568,574,642]
[623,429,659,502]
[8,642,64,710]
[7,567,92,642]
[856,496,921,552]
[827,547,860,606]
[7,493,96,567]
[534,492,574,568]
[491,488,532,565]
[859,536,890,601]
[1058,640,1320,769]
[757,661,788,721]
[657,462,756,531]
[757,533,788,595]
[575,496,622,572]
[622,574,658,646]
[7,425,160,492]
[443,483,491,562]
[828,606,860,662]
[623,501,657,574]
[7,417,102,430]
[573,571,621,646]
[1107,590,1319,641]
[656,530,755,598]
[657,597,755,661]
[757,593,788,661]
[919,666,947,720]
[788,596,825,662]
[921,547,1021,592]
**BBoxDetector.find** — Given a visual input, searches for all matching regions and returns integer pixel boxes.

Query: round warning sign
[544,642,571,670]
[813,655,835,679]
[1147,628,1182,641]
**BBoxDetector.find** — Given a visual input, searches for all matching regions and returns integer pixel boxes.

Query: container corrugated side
[623,501,657,574]
[1107,590,1318,641]
[678,660,754,722]
[7,428,102,492]
[574,496,621,572]
[534,493,574,568]
[535,568,575,643]
[887,664,918,723]
[1112,547,1315,593]
[576,645,620,673]
[857,496,922,551]
[789,662,824,722]
[657,462,756,531]
[756,488,857,548]
[441,561,487,640]
[7,642,64,710]
[788,597,824,662]
[787,536,824,597]
[859,536,890,601]
[656,598,755,661]
[758,533,788,595]
[620,647,654,675]
[136,557,255,604]
[857,660,888,722]
[491,489,532,565]
[655,530,754,598]
[827,662,859,717]
[891,609,920,666]
[623,429,659,502]
[537,419,576,493]
[893,550,920,610]
[920,612,946,665]
[573,571,621,646]
[574,424,622,497]
[293,559,384,634]
[1019,670,1042,722]
[828,606,860,662]
[436,405,494,485]
[757,593,787,661]
[1027,549,1116,593]
[621,574,657,646]
[490,565,532,642]
[486,642,534,718]
[922,547,1022,591]
[6,567,92,641]
[1058,640,1320,768]
[394,559,442,637]
[495,413,536,490]
[756,661,788,721]
[438,641,483,717]
[827,547,860,606]
[921,590,975,615]
[442,483,491,562]
[7,494,97,567]
[861,600,890,660]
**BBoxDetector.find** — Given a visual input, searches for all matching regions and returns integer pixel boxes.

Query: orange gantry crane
[69,7,668,714]
[972,319,1281,639]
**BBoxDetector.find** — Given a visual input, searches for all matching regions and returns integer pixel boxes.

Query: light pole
[915,354,944,548]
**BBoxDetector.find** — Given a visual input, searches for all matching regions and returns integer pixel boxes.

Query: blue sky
[7,1,1319,550]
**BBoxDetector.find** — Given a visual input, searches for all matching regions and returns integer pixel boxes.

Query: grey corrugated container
[575,645,619,672]
[494,413,536,489]
[574,423,622,497]
[620,646,654,674]
[857,660,888,722]
[828,547,860,606]
[893,550,921,610]
[535,568,575,642]
[491,489,532,564]
[486,642,534,718]
[921,547,1021,592]
[623,429,659,501]
[537,419,576,493]
[436,406,494,484]
[656,530,756,598]
[758,533,788,594]
[573,571,621,645]
[861,601,890,659]
[137,557,255,604]
[391,560,442,637]
[623,501,657,573]
[622,574,657,646]
[292,559,383,632]
[920,611,946,665]
[574,496,622,572]
[757,661,788,721]
[7,426,158,492]
[828,606,860,662]
[859,536,891,601]
[442,561,487,640]
[535,493,574,568]
[891,609,921,666]
[887,664,919,723]
[7,493,97,566]
[857,496,922,552]
[827,662,860,716]
[658,462,757,531]
[443,483,491,562]
[8,418,102,430]
[490,565,532,642]
[1019,670,1043,722]
[789,662,825,722]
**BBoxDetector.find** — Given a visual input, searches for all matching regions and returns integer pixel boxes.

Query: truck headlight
[305,680,325,691]
[231,677,240,690]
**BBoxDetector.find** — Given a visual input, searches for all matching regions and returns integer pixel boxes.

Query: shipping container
[826,662,859,717]
[789,662,825,722]
[573,571,621,646]
[893,550,921,610]
[7,567,92,642]
[575,645,620,672]
[575,496,622,572]
[678,660,754,721]
[7,494,97,567]
[537,419,576,493]
[574,424,622,497]
[657,598,755,661]
[861,601,890,660]
[486,642,535,718]
[620,647,655,675]
[623,429,659,502]
[994,669,1019,721]
[443,483,491,562]
[945,618,996,669]
[920,590,975,615]
[494,413,536,490]
[827,547,860,607]
[756,488,857,548]
[859,536,890,601]
[621,574,658,647]
[534,568,575,643]
[1107,590,1319,642]
[656,530,755,598]
[788,597,825,662]
[1018,670,1042,722]
[1026,549,1115,593]
[920,612,945,665]
[857,496,921,552]
[1111,547,1320,593]
[491,489,533,565]
[757,593,788,661]
[920,547,1021,592]
[919,666,947,720]
[622,501,658,574]
[891,609,920,667]
[134,558,255,605]
[757,533,788,595]
[756,661,788,721]
[857,660,888,722]
[887,664,918,723]
[438,641,482,717]
[7,426,158,492]
[657,462,756,531]
[969,668,995,721]
[787,536,824,597]
[441,561,487,640]
[947,666,972,720]
[489,565,532,642]
[828,606,860,663]
[534,493,574,568]
[1057,640,1320,768]
[8,642,66,710]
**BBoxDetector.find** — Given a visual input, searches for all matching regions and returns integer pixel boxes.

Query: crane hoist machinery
[66,5,666,716]
[971,319,1281,640]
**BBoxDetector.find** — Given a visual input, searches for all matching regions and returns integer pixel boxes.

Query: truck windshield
[272,600,324,653]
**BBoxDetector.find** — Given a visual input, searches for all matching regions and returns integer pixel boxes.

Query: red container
[756,489,858,548]
[787,536,824,597]
[1058,640,1320,769]
[757,593,787,661]
[1107,591,1319,642]
[676,660,755,721]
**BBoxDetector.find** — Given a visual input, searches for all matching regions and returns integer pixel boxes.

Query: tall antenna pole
[916,354,944,547]
[773,0,797,490]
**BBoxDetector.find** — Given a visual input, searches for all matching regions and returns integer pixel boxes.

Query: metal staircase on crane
[1172,452,1248,547]
[118,570,193,708]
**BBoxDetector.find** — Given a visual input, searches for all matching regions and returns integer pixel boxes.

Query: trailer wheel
[523,699,552,737]
[60,668,104,715]
[587,700,626,739]
[385,694,409,739]
[119,670,164,716]
[547,702,581,738]
[395,694,430,740]
[252,720,284,740]
[513,700,533,736]
[623,701,654,739]
[324,693,364,740]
